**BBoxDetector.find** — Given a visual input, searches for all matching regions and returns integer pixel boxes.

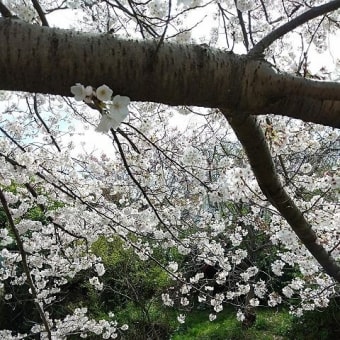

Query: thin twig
[25,96,61,152]
[249,0,340,57]
[154,0,172,55]
[127,123,211,190]
[0,127,26,152]
[234,0,249,51]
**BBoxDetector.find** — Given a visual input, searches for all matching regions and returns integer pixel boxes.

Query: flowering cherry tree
[0,0,339,338]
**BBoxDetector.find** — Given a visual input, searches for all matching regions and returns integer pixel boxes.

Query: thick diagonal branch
[0,18,340,127]
[221,110,340,283]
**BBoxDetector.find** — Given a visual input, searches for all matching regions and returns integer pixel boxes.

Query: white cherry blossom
[177,314,186,324]
[96,95,130,132]
[70,83,86,101]
[96,84,113,101]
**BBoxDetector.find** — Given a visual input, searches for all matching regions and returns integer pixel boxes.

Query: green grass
[109,300,338,340]
[171,307,292,340]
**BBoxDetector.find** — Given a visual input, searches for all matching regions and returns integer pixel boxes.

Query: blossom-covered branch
[0,188,52,339]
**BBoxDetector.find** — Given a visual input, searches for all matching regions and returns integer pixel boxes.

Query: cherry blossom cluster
[0,93,338,338]
[71,83,130,132]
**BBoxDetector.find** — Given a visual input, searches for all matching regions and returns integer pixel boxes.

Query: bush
[287,298,340,340]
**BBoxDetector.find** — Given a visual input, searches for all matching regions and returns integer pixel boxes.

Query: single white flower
[250,298,260,307]
[71,83,86,101]
[96,84,113,101]
[89,276,103,290]
[282,286,294,298]
[214,304,223,313]
[110,95,130,118]
[96,95,130,132]
[89,276,100,286]
[168,261,178,272]
[268,292,282,307]
[300,163,312,174]
[236,309,245,322]
[181,297,189,306]
[177,314,186,324]
[4,294,12,300]
[95,263,105,276]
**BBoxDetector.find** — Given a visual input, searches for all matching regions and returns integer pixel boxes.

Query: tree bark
[0,18,339,128]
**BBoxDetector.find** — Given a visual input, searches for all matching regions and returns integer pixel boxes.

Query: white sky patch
[46,9,83,29]
[307,34,340,75]
[60,118,116,158]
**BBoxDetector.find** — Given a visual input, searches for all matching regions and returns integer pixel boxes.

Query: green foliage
[254,316,270,331]
[0,282,39,333]
[92,236,171,304]
[287,298,340,340]
[116,302,174,340]
[254,309,293,336]
[171,303,340,340]
[89,237,175,338]
[25,205,46,222]
[171,307,292,340]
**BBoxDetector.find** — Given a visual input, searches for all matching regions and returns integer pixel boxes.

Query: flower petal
[96,115,112,133]
[96,84,113,101]
[112,95,130,107]
[70,83,86,101]
[109,106,128,127]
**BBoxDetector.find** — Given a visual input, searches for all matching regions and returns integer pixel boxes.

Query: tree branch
[249,0,340,57]
[28,95,61,152]
[221,109,340,283]
[0,18,340,128]
[31,0,49,26]
[264,95,340,128]
[112,129,185,243]
[0,1,12,17]
[234,0,249,51]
